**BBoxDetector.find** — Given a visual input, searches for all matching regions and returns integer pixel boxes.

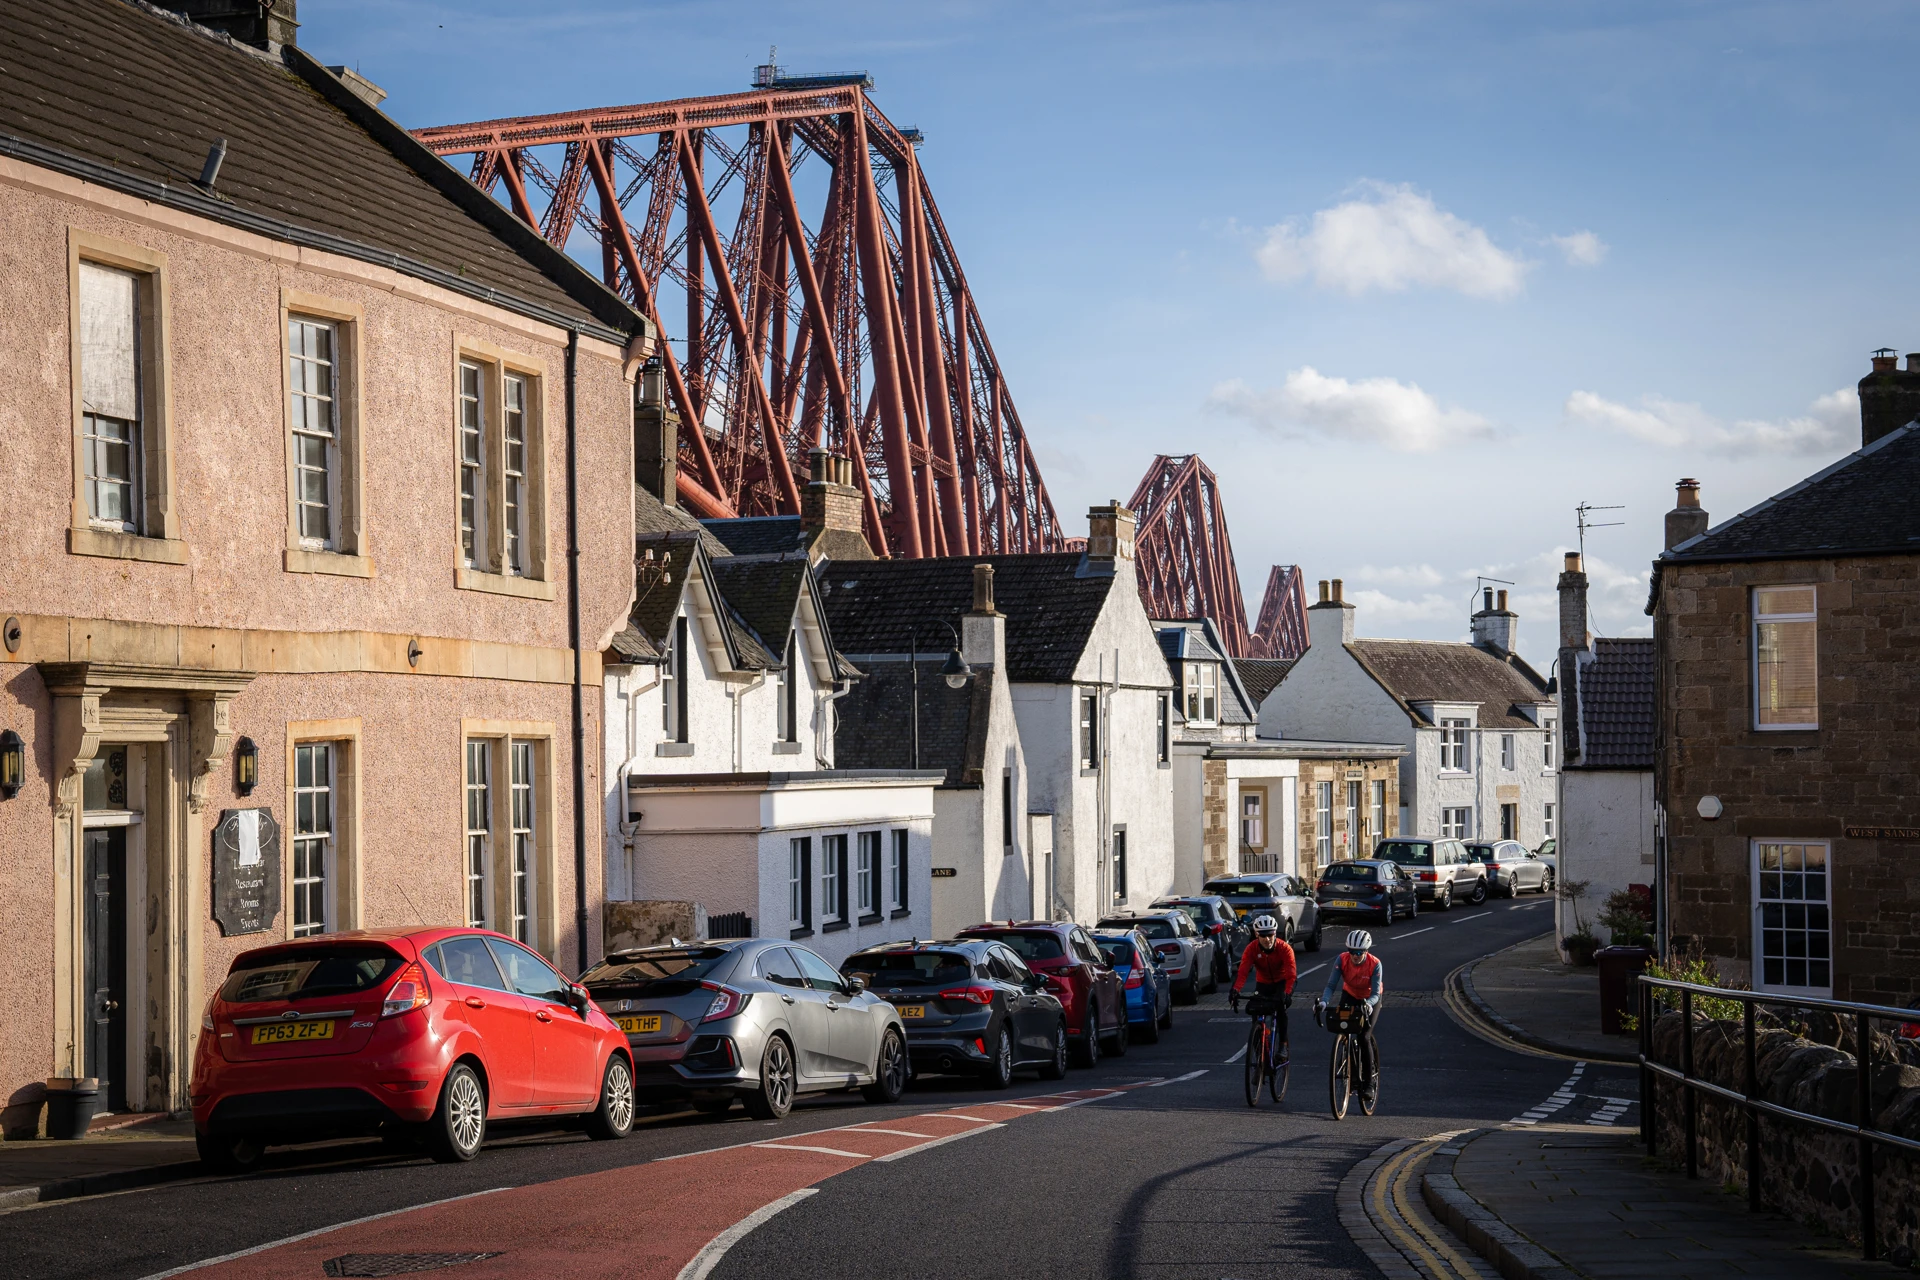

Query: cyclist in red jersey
[1320,929,1384,1106]
[1228,914,1297,1063]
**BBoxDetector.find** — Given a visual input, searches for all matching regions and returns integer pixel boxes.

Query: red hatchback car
[957,922,1125,1065]
[191,926,634,1170]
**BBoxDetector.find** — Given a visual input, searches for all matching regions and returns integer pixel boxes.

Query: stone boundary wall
[1647,1010,1920,1256]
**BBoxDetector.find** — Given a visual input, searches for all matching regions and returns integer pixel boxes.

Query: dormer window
[1184,662,1218,726]
[777,629,799,743]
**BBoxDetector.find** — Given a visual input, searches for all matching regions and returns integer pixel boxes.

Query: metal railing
[707,911,753,940]
[1637,976,1920,1261]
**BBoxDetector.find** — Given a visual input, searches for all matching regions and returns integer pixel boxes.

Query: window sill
[285,547,373,578]
[890,907,914,920]
[789,926,813,940]
[858,912,884,926]
[1079,767,1100,778]
[822,919,851,934]
[68,526,188,565]
[771,741,803,755]
[656,742,695,757]
[456,567,556,600]
[1158,761,1172,771]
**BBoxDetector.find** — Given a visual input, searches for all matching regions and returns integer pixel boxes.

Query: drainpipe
[565,329,588,975]
[730,672,767,774]
[817,679,852,769]
[616,666,661,897]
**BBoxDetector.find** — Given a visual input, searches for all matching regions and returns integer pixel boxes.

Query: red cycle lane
[166,1085,1158,1280]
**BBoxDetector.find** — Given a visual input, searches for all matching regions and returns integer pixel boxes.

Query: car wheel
[1204,951,1219,994]
[862,1029,909,1103]
[1469,876,1488,906]
[1307,918,1324,952]
[982,1025,1015,1089]
[1135,1007,1160,1043]
[583,1054,636,1141]
[1410,893,1419,919]
[1176,969,1200,1006]
[1104,1013,1129,1057]
[426,1063,487,1163]
[1073,1004,1102,1067]
[743,1034,796,1120]
[1158,989,1174,1029]
[1039,1020,1070,1080]
[195,1130,263,1173]
[1437,885,1452,912]
[1383,899,1395,927]
[1542,869,1556,894]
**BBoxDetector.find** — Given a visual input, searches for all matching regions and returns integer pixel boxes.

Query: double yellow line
[1369,1138,1485,1280]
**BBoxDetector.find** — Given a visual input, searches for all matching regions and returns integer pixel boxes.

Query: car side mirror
[565,983,590,1011]
[846,975,868,996]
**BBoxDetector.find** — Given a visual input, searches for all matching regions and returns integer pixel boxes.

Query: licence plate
[616,1015,663,1035]
[1330,900,1360,909]
[897,1005,926,1019]
[251,1020,333,1044]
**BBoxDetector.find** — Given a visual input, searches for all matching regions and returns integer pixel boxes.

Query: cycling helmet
[1345,929,1374,953]
[1251,914,1279,936]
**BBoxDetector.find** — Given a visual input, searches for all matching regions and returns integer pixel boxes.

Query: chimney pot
[1675,478,1700,508]
[1872,348,1898,374]
[1497,589,1508,611]
[971,563,996,614]
[1564,552,1582,573]
[1318,579,1330,603]
[1906,353,1920,373]
[1331,578,1344,603]
[1482,587,1494,612]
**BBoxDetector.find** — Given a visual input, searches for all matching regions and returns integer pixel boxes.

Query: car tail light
[1124,970,1143,990]
[1417,871,1438,882]
[1316,881,1330,892]
[941,985,997,1005]
[698,980,752,1023]
[1153,943,1181,957]
[381,962,431,1019]
[200,991,217,1033]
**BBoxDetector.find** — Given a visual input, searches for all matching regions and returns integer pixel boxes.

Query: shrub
[1623,941,1748,1030]
[1598,888,1654,947]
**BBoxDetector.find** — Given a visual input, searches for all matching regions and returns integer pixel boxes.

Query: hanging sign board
[213,807,281,936]
[931,867,958,879]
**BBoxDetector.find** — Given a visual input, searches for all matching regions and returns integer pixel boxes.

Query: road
[0,896,1638,1280]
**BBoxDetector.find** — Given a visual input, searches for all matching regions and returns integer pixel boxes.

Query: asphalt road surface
[0,896,1640,1280]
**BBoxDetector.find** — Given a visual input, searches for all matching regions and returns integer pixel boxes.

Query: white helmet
[1251,914,1279,936]
[1345,929,1374,953]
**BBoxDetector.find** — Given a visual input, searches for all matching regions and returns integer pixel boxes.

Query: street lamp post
[908,622,973,770]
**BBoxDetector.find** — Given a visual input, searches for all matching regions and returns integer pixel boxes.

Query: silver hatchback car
[579,939,908,1120]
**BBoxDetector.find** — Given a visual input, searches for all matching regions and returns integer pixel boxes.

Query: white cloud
[1256,182,1529,299]
[1207,367,1494,452]
[1552,230,1608,266]
[1564,388,1855,457]
[1350,563,1447,589]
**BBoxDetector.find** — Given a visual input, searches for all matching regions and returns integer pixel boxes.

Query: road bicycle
[1316,997,1377,1120]
[1241,995,1289,1106]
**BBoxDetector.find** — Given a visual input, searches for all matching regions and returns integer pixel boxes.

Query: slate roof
[707,555,810,670]
[0,0,641,339]
[1233,658,1296,710]
[1347,640,1552,730]
[1662,423,1920,564]
[820,554,1120,684]
[832,659,994,787]
[1572,638,1655,771]
[616,533,706,663]
[702,516,809,559]
[638,485,731,557]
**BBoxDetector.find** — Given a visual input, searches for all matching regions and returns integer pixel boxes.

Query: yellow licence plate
[616,1015,663,1035]
[1330,900,1361,909]
[251,1020,333,1044]
[897,1005,926,1019]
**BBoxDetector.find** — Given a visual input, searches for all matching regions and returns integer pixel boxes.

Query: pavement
[0,1117,200,1211]
[1452,931,1639,1063]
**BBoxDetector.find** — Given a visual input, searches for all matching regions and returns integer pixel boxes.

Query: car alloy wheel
[745,1035,795,1120]
[1438,885,1452,911]
[863,1030,909,1103]
[1074,1004,1102,1067]
[1469,877,1488,906]
[1542,869,1555,894]
[1040,1021,1070,1080]
[428,1063,487,1163]
[983,1026,1015,1089]
[1383,900,1395,926]
[585,1055,635,1140]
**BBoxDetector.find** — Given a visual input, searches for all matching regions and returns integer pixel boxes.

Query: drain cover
[321,1255,503,1277]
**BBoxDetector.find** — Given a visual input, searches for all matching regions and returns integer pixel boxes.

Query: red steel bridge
[418,71,1306,658]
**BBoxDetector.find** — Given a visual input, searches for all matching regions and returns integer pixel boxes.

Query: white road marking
[1510,1063,1587,1125]
[872,1122,1005,1161]
[752,1143,867,1158]
[1300,963,1327,977]
[1449,912,1492,924]
[1225,1045,1248,1064]
[924,1112,999,1123]
[131,1188,513,1279]
[971,1101,1048,1110]
[1590,1097,1633,1126]
[675,1187,819,1280]
[1387,927,1434,940]
[1149,1069,1210,1086]
[847,1127,935,1139]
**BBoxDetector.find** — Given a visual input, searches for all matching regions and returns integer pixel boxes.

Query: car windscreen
[1104,917,1175,939]
[219,944,403,1004]
[1375,842,1434,866]
[982,932,1066,962]
[1204,881,1274,898]
[581,947,731,996]
[843,951,973,987]
[1160,902,1208,924]
[1465,845,1499,861]
[1322,863,1378,882]
[1096,941,1137,969]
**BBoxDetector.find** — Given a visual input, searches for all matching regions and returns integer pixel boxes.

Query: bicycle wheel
[1329,1033,1351,1120]
[1243,1020,1265,1106]
[1359,1038,1378,1115]
[1268,1035,1289,1104]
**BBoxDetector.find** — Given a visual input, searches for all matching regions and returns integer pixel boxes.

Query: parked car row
[1311,835,1559,925]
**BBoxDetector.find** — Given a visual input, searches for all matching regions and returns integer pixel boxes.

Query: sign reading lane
[931,867,958,878]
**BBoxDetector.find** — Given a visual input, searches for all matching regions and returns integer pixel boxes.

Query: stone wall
[1647,1010,1920,1255]
[1654,555,1920,1004]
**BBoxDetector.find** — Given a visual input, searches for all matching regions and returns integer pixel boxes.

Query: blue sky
[305,1,1913,666]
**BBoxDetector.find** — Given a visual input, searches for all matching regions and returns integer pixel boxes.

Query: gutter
[566,329,588,974]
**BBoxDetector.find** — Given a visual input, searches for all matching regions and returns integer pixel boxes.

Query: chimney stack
[157,0,298,47]
[1558,552,1590,653]
[1471,585,1518,654]
[634,358,678,508]
[961,563,1006,668]
[1082,502,1137,577]
[1857,347,1920,448]
[1307,572,1356,648]
[801,449,872,559]
[1664,477,1709,550]
[971,563,997,614]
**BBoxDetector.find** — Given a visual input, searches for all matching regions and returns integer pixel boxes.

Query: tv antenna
[1575,501,1624,563]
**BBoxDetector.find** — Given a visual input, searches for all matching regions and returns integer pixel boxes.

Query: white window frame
[1079,691,1099,770]
[464,739,491,929]
[857,831,881,917]
[1751,840,1832,997]
[1753,587,1819,731]
[1499,733,1515,771]
[889,829,909,913]
[454,341,548,592]
[1542,720,1557,772]
[1156,693,1169,763]
[777,630,799,743]
[1438,719,1470,772]
[292,742,336,937]
[663,616,689,743]
[1441,807,1471,840]
[821,833,847,924]
[1241,789,1265,849]
[789,837,811,929]
[288,315,341,551]
[1184,663,1218,726]
[502,372,530,576]
[458,358,489,570]
[509,739,537,945]
[1369,780,1387,845]
[1315,781,1333,863]
[1543,803,1556,840]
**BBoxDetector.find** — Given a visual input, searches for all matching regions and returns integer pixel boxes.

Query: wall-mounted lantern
[0,729,24,800]
[234,736,258,797]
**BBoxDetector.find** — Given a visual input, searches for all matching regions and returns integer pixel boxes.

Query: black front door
[84,827,128,1112]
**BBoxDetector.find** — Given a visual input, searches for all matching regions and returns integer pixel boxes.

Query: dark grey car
[1201,874,1324,952]
[1373,837,1488,909]
[579,939,908,1120]
[1468,840,1553,896]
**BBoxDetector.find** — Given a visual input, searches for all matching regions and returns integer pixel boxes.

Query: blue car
[1093,929,1173,1044]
